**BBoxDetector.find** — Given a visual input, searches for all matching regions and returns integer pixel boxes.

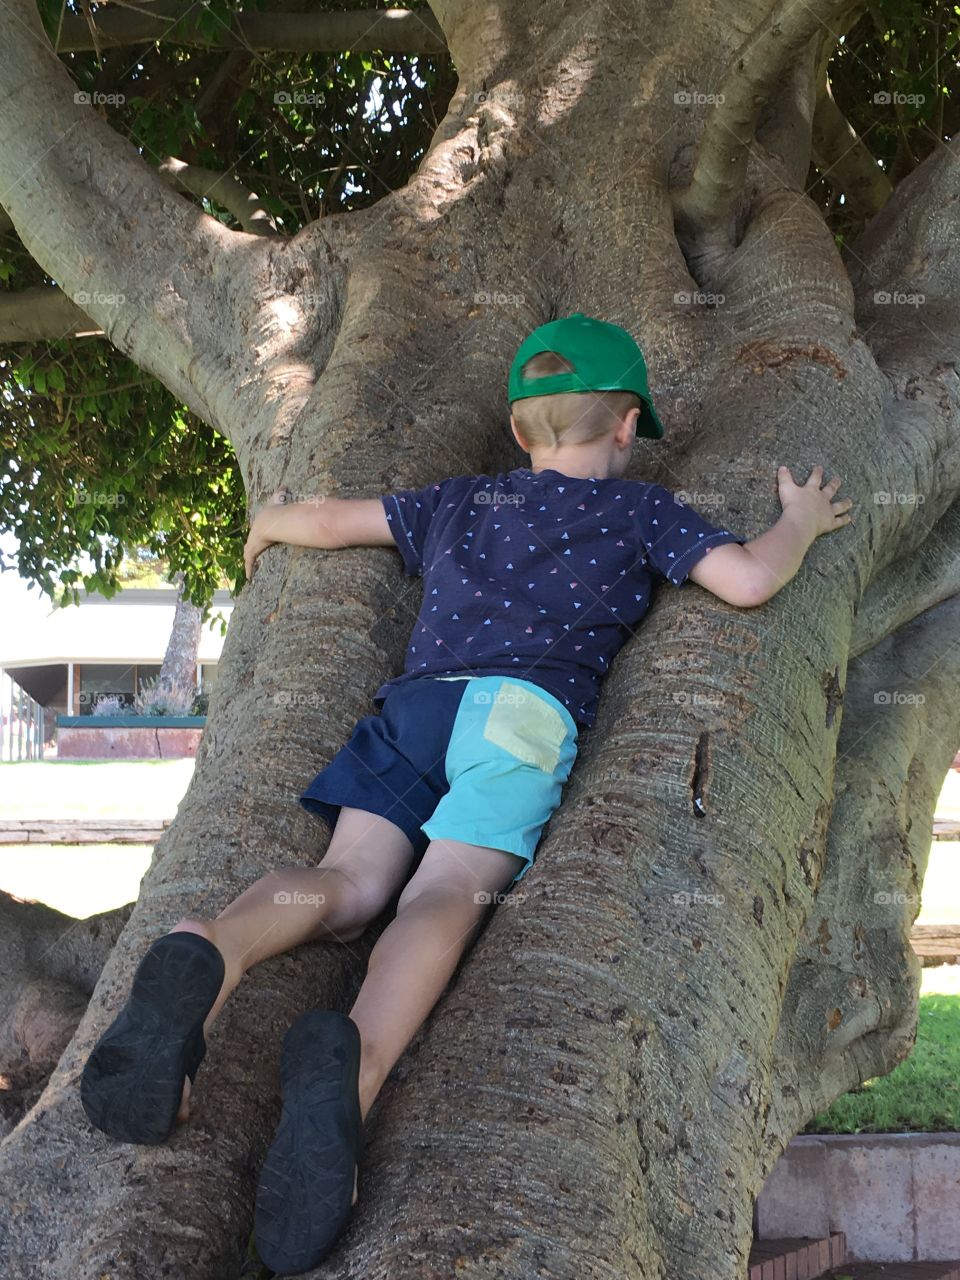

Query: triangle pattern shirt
[376,467,746,727]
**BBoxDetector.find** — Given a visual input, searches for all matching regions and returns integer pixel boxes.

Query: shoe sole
[80,931,225,1145]
[254,1009,362,1274]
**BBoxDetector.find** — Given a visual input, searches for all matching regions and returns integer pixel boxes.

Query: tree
[0,1,958,1277]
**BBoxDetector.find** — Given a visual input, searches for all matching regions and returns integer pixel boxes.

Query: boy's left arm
[688,464,854,608]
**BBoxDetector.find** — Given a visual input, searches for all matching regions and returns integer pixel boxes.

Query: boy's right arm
[244,490,393,579]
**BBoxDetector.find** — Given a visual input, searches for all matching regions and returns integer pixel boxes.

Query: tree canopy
[0,0,953,609]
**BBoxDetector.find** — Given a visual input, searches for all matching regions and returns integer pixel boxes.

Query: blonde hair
[510,351,643,449]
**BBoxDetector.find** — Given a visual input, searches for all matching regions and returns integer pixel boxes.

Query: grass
[0,760,187,916]
[0,758,195,819]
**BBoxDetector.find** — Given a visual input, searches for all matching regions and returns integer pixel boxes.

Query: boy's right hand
[777,464,854,538]
[243,486,294,579]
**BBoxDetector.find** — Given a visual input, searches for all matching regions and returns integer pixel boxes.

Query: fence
[1,673,46,761]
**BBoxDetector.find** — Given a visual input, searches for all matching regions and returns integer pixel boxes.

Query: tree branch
[673,0,859,246]
[51,4,447,54]
[762,590,960,1161]
[852,497,960,657]
[0,285,102,342]
[811,78,892,220]
[846,135,960,371]
[156,157,280,236]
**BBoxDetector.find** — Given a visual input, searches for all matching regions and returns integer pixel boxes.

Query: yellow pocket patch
[482,681,568,773]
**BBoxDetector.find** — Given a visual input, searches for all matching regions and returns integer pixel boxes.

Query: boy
[80,313,853,1274]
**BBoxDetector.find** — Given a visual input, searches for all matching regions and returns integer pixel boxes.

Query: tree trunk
[152,573,202,713]
[0,892,132,1140]
[1,1,958,1277]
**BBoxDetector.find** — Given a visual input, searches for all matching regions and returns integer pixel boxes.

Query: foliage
[0,0,456,609]
[0,360,246,611]
[133,675,198,718]
[89,694,126,717]
[115,551,172,590]
[807,0,960,242]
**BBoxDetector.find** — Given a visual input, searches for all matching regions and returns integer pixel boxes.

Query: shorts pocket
[481,680,570,773]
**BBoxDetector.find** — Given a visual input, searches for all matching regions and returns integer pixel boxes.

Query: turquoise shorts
[300,675,579,885]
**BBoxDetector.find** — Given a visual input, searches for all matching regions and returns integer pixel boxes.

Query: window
[78,664,135,714]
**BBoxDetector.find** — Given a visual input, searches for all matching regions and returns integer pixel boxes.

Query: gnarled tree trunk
[0,0,958,1276]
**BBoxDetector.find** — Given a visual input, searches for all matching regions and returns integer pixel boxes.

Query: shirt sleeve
[636,483,746,586]
[381,476,467,577]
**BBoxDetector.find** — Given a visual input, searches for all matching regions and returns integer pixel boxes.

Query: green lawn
[0,758,194,819]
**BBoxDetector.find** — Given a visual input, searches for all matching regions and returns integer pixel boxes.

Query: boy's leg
[169,806,418,1036]
[166,806,417,1123]
[348,836,526,1122]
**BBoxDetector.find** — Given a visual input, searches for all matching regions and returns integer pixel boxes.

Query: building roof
[0,587,234,667]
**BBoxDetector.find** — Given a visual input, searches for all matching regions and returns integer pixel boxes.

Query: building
[0,586,233,758]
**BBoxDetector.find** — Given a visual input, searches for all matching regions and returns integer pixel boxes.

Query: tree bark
[50,5,447,56]
[0,0,958,1277]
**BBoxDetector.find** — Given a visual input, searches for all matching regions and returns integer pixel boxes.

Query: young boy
[80,313,853,1274]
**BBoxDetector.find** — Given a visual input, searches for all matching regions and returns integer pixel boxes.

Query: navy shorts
[299,675,579,885]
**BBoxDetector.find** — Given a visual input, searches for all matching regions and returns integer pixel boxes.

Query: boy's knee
[313,864,393,933]
[394,875,486,921]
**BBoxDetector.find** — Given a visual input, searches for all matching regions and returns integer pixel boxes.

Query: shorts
[299,675,579,885]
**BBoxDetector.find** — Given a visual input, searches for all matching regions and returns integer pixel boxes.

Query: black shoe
[254,1009,363,1274]
[80,931,225,1144]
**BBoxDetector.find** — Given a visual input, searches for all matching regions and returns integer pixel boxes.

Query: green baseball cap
[507,312,664,440]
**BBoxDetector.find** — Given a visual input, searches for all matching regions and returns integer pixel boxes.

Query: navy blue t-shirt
[376,467,746,727]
